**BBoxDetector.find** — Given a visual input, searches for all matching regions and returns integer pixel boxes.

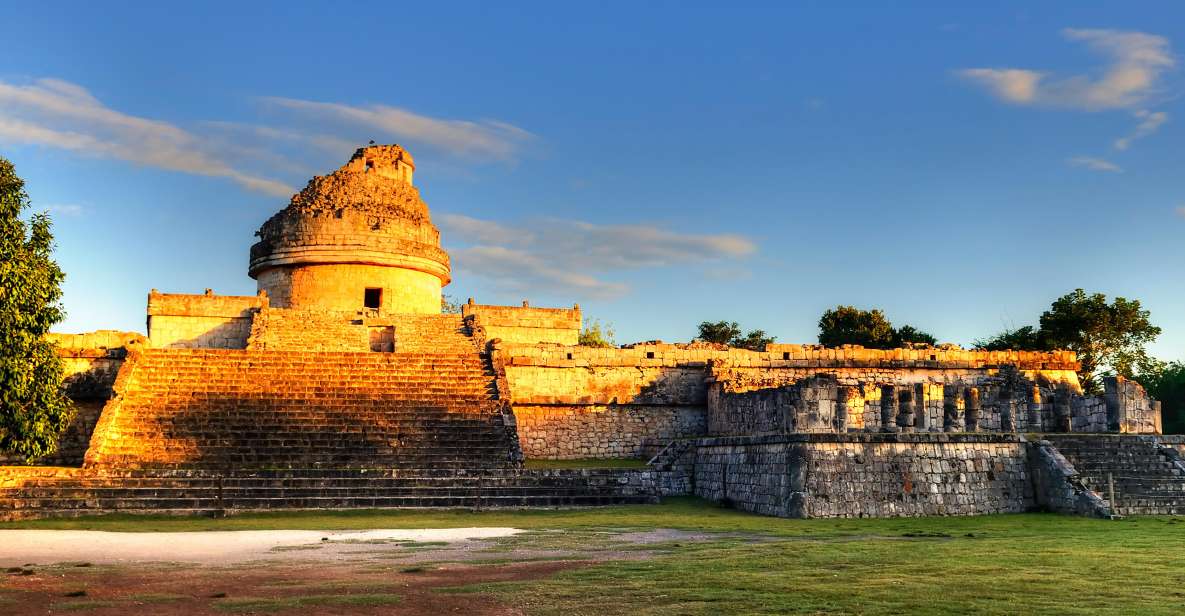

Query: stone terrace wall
[246,307,369,351]
[147,290,265,349]
[693,434,1034,518]
[514,405,705,459]
[463,302,580,345]
[496,344,715,459]
[0,331,146,466]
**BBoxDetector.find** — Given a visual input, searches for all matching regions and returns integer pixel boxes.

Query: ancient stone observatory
[248,145,450,314]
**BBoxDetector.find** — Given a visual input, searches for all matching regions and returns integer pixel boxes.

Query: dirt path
[0,528,524,565]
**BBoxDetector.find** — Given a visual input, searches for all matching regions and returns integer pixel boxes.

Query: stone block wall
[246,307,369,351]
[147,291,264,349]
[693,434,1034,518]
[463,302,580,345]
[1,331,145,466]
[514,404,705,459]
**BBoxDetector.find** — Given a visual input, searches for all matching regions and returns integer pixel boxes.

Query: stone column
[1053,386,1072,433]
[1104,377,1122,433]
[896,389,915,432]
[880,385,897,433]
[943,384,960,432]
[964,387,980,432]
[999,382,1016,433]
[835,386,851,433]
[1028,385,1043,432]
[914,383,928,432]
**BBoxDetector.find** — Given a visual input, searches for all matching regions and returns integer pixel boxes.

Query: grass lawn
[3,499,1184,614]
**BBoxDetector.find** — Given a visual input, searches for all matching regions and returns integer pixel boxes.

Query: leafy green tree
[1136,362,1185,434]
[579,318,616,348]
[1040,289,1161,389]
[817,306,935,349]
[696,321,775,351]
[975,290,1161,393]
[974,325,1045,351]
[0,156,71,461]
[891,324,937,347]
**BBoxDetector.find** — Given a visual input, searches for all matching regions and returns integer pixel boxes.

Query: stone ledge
[695,433,1026,447]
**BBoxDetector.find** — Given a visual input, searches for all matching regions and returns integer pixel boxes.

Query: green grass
[212,593,401,612]
[524,458,649,469]
[5,500,1185,614]
[452,515,1185,615]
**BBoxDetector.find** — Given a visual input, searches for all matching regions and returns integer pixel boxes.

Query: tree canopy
[0,156,71,461]
[579,318,616,348]
[1136,362,1185,435]
[817,306,936,349]
[975,289,1162,393]
[696,321,775,351]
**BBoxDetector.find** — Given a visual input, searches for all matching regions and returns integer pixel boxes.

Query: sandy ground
[0,527,524,565]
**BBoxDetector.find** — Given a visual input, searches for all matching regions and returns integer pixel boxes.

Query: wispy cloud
[1114,109,1168,150]
[958,29,1174,110]
[0,77,537,199]
[440,214,756,299]
[1067,156,1123,172]
[263,97,533,161]
[44,203,85,217]
[0,78,294,196]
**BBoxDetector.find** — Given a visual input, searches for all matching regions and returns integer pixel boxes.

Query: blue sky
[2,2,1183,360]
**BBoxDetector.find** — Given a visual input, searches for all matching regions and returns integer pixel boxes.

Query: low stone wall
[147,291,265,349]
[463,303,580,345]
[514,404,705,459]
[693,434,1034,518]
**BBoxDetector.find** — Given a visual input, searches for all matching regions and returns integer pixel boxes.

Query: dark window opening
[646,351,655,359]
[364,288,382,309]
[566,353,573,360]
[365,160,375,172]
[783,352,790,360]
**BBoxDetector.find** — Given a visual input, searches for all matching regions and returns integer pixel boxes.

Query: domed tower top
[248,145,451,314]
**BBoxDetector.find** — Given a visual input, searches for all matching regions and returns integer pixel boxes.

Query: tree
[1136,362,1185,434]
[0,156,71,461]
[891,324,937,347]
[974,325,1044,351]
[696,321,775,351]
[440,294,464,314]
[974,290,1162,393]
[579,318,616,348]
[1039,289,1161,389]
[817,306,936,349]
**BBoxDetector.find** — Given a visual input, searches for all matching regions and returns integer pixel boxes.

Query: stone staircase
[0,467,659,520]
[84,348,515,470]
[1044,435,1185,516]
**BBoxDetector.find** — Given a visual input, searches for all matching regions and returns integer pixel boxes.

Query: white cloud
[440,214,757,299]
[1114,109,1168,150]
[263,97,533,161]
[1067,156,1123,172]
[44,203,85,217]
[0,78,293,196]
[959,29,1174,110]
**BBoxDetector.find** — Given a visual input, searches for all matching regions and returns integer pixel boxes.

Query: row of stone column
[833,382,1074,433]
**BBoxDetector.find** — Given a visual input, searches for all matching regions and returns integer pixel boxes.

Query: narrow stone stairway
[1044,435,1185,516]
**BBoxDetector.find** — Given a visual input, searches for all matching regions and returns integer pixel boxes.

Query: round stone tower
[248,145,450,314]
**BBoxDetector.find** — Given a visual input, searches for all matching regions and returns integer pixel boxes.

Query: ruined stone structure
[2,145,1180,520]
[249,145,450,314]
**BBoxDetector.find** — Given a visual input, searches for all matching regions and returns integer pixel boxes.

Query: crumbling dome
[248,145,450,313]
